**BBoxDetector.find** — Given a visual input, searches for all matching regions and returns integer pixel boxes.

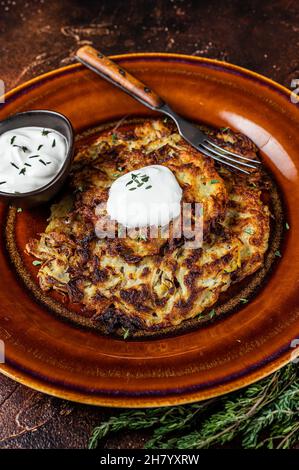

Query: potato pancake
[26,119,270,333]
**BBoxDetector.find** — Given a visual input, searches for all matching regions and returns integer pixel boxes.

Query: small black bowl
[0,110,74,208]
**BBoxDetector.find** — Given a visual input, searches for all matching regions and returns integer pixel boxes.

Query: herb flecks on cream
[107,165,182,228]
[0,127,67,193]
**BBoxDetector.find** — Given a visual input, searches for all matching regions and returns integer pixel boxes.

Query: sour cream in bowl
[0,110,74,208]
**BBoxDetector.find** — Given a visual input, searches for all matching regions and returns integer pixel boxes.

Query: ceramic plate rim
[0,53,298,407]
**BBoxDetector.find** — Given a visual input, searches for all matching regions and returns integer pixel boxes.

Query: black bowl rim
[0,109,74,198]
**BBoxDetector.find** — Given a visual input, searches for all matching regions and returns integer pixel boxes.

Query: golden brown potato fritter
[26,120,270,332]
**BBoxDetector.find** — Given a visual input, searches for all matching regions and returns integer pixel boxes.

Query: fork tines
[199,139,261,175]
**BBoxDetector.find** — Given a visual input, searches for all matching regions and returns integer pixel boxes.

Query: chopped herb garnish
[10,162,19,169]
[129,187,137,191]
[42,129,51,136]
[17,207,23,213]
[29,154,40,159]
[24,163,32,167]
[117,166,124,172]
[126,172,152,190]
[249,182,257,188]
[13,144,29,153]
[118,226,125,237]
[275,250,282,258]
[210,179,219,184]
[52,139,56,148]
[39,159,47,166]
[46,161,51,165]
[19,168,26,175]
[198,309,216,320]
[112,133,118,144]
[122,328,130,340]
[244,227,254,235]
[286,222,290,230]
[220,127,229,131]
[240,298,248,304]
[10,136,16,145]
[136,234,147,242]
[32,260,42,266]
[209,309,216,318]
[37,144,43,151]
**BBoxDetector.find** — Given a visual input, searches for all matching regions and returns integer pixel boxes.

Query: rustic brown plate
[0,53,299,407]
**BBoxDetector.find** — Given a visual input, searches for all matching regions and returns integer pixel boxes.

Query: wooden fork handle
[76,46,164,110]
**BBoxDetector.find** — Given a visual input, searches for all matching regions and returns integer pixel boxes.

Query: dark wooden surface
[0,0,298,449]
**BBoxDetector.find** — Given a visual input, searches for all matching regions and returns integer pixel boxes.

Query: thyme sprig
[89,363,299,449]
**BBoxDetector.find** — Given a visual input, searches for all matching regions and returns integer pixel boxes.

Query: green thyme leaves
[89,363,299,450]
[32,260,42,266]
[122,328,130,340]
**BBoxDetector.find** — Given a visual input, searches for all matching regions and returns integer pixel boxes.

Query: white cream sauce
[0,127,67,193]
[107,165,182,228]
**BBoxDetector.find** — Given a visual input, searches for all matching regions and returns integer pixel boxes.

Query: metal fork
[76,47,261,174]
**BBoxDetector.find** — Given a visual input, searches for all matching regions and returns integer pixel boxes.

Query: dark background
[0,0,298,449]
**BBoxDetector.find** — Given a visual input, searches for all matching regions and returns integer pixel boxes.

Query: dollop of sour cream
[0,127,67,193]
[107,165,182,228]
